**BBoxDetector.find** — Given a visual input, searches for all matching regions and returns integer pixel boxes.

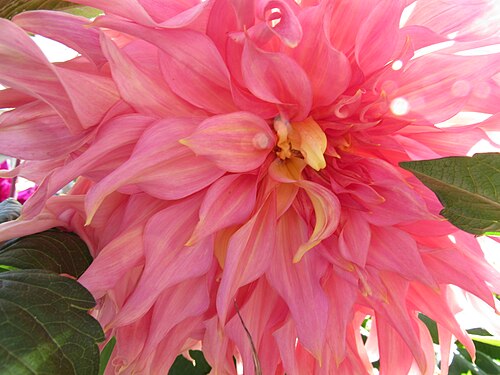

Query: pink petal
[181,112,275,173]
[100,33,199,117]
[112,195,213,327]
[368,226,435,286]
[255,0,303,48]
[13,10,107,68]
[22,114,155,219]
[266,209,329,360]
[95,16,236,114]
[242,39,312,120]
[0,101,91,160]
[76,0,209,29]
[188,173,258,245]
[0,19,119,132]
[338,209,370,267]
[293,180,341,262]
[355,0,405,76]
[291,5,351,108]
[216,192,277,322]
[141,275,210,359]
[84,118,224,223]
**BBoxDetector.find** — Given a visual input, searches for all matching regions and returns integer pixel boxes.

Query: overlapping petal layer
[0,1,499,374]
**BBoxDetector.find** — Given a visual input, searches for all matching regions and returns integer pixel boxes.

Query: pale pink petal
[181,112,276,173]
[406,0,499,41]
[188,173,258,245]
[13,11,107,67]
[216,193,277,322]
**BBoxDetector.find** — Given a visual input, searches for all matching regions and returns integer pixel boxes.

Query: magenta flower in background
[0,0,499,374]
[0,160,35,203]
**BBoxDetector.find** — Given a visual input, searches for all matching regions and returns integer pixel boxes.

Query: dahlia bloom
[0,0,500,374]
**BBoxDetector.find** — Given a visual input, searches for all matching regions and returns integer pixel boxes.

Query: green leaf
[168,350,211,375]
[448,346,500,375]
[0,0,76,19]
[0,269,104,375]
[469,334,500,347]
[419,314,439,344]
[0,198,22,224]
[400,153,500,236]
[0,229,93,277]
[98,337,116,375]
[64,6,102,18]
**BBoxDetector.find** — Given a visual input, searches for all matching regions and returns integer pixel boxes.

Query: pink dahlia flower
[0,0,499,374]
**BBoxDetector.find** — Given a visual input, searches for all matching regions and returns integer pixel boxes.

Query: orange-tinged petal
[181,112,275,173]
[289,117,327,171]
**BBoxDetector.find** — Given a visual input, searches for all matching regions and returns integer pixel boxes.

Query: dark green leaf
[0,0,76,19]
[168,350,211,375]
[98,337,116,375]
[448,346,500,375]
[0,198,22,224]
[400,153,500,236]
[0,269,104,375]
[419,314,439,344]
[0,228,93,277]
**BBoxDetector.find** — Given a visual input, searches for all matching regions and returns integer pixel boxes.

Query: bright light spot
[473,81,492,99]
[400,1,417,27]
[447,31,459,40]
[412,41,456,59]
[455,43,500,56]
[390,97,410,116]
[436,112,491,128]
[391,60,403,70]
[451,80,471,97]
[32,35,79,63]
[253,133,271,149]
[448,234,457,244]
[236,361,244,375]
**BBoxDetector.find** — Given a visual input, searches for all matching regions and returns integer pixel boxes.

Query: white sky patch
[400,1,417,28]
[32,35,79,62]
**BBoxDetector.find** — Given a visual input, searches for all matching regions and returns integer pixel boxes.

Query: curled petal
[256,0,303,48]
[181,112,275,172]
[242,39,312,120]
[14,11,107,68]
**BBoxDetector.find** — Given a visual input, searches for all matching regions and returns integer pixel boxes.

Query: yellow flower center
[273,116,327,171]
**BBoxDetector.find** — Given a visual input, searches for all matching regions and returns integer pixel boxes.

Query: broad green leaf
[0,197,21,224]
[0,269,104,375]
[469,334,500,347]
[400,153,500,236]
[98,337,116,375]
[448,346,500,375]
[0,0,75,19]
[168,350,211,375]
[0,228,93,277]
